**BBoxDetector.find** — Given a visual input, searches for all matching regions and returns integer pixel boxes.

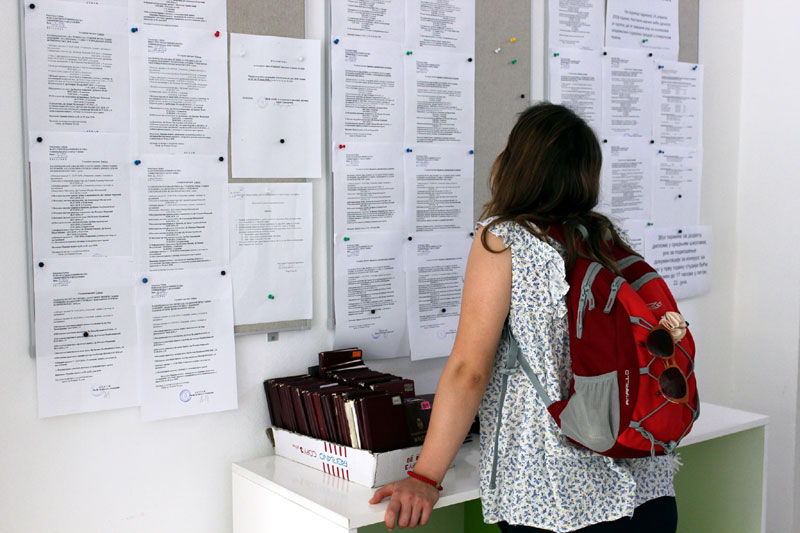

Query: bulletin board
[225,0,311,336]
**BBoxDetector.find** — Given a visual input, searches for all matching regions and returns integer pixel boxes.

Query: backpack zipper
[576,262,603,339]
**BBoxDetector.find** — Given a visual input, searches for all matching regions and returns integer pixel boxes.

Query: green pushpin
[510,59,518,64]
[647,222,654,226]
[642,38,649,43]
[268,294,275,300]
[406,50,413,55]
[553,52,560,57]
[343,236,350,242]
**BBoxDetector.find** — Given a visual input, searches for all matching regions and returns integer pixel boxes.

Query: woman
[369,103,678,532]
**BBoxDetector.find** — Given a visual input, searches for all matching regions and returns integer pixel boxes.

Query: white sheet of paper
[132,155,229,272]
[130,0,227,31]
[331,0,405,42]
[406,233,471,361]
[229,34,322,179]
[605,0,679,60]
[652,147,701,227]
[602,48,655,138]
[654,61,703,148]
[548,48,603,134]
[332,39,405,144]
[24,0,129,137]
[34,257,139,417]
[333,143,405,234]
[138,270,237,420]
[601,138,654,222]
[405,50,475,146]
[644,225,711,300]
[547,0,605,50]
[130,26,229,156]
[619,219,649,255]
[29,132,133,260]
[405,0,475,54]
[228,183,312,326]
[404,145,474,233]
[334,232,409,360]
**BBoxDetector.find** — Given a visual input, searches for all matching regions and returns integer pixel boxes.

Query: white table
[232,402,768,533]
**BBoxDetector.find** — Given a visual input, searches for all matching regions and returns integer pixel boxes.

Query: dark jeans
[497,496,678,533]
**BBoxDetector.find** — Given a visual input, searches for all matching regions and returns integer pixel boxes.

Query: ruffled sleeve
[476,217,515,249]
[546,256,570,319]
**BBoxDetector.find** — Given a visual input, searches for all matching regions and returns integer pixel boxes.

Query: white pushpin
[238,47,246,57]
[494,47,501,54]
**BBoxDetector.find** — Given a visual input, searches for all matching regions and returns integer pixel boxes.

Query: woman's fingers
[369,484,394,504]
[384,496,401,530]
[407,498,424,528]
[396,494,413,528]
[420,501,433,527]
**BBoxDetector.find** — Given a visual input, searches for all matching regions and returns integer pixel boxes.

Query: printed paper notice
[600,138,654,222]
[405,50,475,146]
[405,0,475,54]
[606,0,679,60]
[229,183,312,326]
[138,271,237,420]
[333,143,405,234]
[34,258,139,418]
[654,61,703,148]
[334,232,409,360]
[332,39,404,144]
[230,34,322,179]
[548,48,603,134]
[132,155,229,272]
[652,148,701,227]
[406,233,471,360]
[131,0,227,31]
[331,0,404,42]
[130,26,229,156]
[602,48,655,138]
[404,145,473,233]
[30,132,133,260]
[24,0,129,137]
[644,226,711,300]
[548,0,605,50]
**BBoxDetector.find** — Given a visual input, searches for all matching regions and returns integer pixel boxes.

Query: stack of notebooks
[263,348,435,453]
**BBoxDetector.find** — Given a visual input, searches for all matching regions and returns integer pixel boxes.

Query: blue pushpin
[134,159,141,165]
[141,277,148,284]
[131,27,138,33]
[468,149,474,154]
[692,65,698,70]
[333,38,340,44]
[658,65,664,69]
[406,148,413,153]
[658,150,664,154]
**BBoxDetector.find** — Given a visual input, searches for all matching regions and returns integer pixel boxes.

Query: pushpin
[648,53,653,57]
[650,139,655,144]
[553,52,560,57]
[494,48,501,54]
[603,51,607,56]
[469,232,474,237]
[268,294,275,300]
[333,38,339,44]
[468,149,474,154]
[658,65,664,69]
[338,144,346,149]
[28,3,35,8]
[658,150,664,154]
[83,332,89,337]
[647,222,654,226]
[131,27,138,33]
[297,56,305,62]
[677,194,683,199]
[441,308,447,313]
[509,37,517,43]
[467,57,473,62]
[38,262,44,268]
[406,51,413,55]
[370,310,376,314]
[520,94,526,99]
[406,148,413,153]
[36,137,43,143]
[220,270,226,276]
[214,31,220,37]
[692,65,698,70]
[134,159,141,165]
[602,139,608,143]
[407,236,413,241]
[279,138,285,144]
[343,236,350,242]
[678,229,683,234]
[219,156,225,161]
[142,277,148,284]
[642,38,649,43]
[510,59,517,64]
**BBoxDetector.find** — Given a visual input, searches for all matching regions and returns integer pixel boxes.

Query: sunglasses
[644,327,689,404]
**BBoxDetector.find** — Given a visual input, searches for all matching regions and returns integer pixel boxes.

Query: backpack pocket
[560,371,620,453]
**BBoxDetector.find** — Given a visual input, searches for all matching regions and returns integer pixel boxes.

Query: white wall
[2,0,799,531]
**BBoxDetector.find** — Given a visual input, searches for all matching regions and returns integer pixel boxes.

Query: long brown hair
[480,103,638,273]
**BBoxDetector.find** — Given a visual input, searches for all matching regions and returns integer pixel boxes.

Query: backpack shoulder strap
[503,328,554,407]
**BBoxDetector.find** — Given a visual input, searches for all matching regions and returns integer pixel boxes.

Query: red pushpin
[215,31,220,37]
[338,144,346,149]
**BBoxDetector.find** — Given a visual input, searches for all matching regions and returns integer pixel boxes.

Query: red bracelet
[407,470,443,491]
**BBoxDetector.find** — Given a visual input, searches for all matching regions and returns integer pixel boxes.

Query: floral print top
[477,219,676,532]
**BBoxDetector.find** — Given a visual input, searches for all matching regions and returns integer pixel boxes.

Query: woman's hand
[369,476,440,530]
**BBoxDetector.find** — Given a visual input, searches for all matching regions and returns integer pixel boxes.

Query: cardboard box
[267,426,426,488]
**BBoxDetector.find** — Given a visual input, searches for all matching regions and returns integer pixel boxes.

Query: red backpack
[505,228,699,458]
